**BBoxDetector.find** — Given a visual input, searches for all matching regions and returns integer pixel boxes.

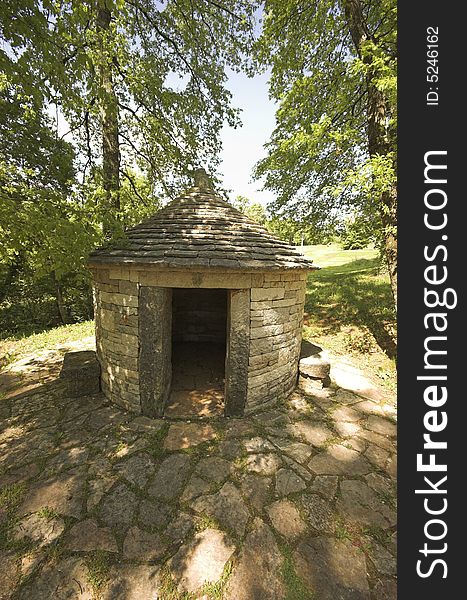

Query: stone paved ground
[0,343,396,600]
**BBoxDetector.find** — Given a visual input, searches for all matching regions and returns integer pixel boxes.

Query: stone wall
[172,288,227,343]
[91,266,308,416]
[246,272,307,413]
[92,267,141,413]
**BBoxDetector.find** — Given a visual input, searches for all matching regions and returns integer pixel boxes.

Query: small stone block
[60,351,101,396]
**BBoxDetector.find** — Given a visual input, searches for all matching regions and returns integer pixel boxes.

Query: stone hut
[88,169,314,418]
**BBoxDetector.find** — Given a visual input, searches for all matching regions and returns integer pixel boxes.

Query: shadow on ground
[305,258,397,360]
[1,348,397,600]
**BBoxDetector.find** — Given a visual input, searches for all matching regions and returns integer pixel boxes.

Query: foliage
[232,195,267,225]
[1,0,258,194]
[85,550,112,595]
[340,212,375,250]
[254,0,397,299]
[0,77,97,329]
[0,1,260,333]
[267,216,335,246]
[232,195,335,244]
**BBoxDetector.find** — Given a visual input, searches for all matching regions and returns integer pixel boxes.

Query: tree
[340,212,374,250]
[1,0,257,235]
[0,77,97,325]
[255,0,397,301]
[232,195,267,225]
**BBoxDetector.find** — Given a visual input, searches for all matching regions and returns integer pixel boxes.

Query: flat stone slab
[372,579,397,600]
[164,422,216,450]
[301,493,336,534]
[337,479,396,529]
[114,452,156,488]
[246,453,281,476]
[366,540,397,576]
[64,519,118,552]
[98,483,137,528]
[14,513,65,548]
[299,355,331,380]
[0,553,19,599]
[123,526,167,561]
[332,405,362,423]
[266,499,307,539]
[18,468,85,519]
[192,482,250,537]
[194,456,232,483]
[170,528,235,593]
[127,416,165,433]
[138,499,173,531]
[365,415,396,437]
[294,536,370,600]
[275,468,306,496]
[166,512,196,542]
[243,436,276,453]
[103,565,161,600]
[181,475,212,503]
[308,444,372,476]
[17,557,92,600]
[309,475,339,500]
[226,518,285,600]
[334,420,361,437]
[293,421,334,447]
[147,454,191,501]
[269,439,313,464]
[59,350,100,396]
[240,474,272,512]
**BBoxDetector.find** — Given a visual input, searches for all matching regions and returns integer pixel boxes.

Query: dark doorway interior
[165,288,227,418]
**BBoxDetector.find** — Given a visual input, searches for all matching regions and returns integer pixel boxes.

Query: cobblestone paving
[0,346,396,599]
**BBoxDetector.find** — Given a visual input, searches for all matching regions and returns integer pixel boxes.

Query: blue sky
[219,68,277,208]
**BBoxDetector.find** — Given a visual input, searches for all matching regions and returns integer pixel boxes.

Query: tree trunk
[342,0,397,304]
[97,3,121,238]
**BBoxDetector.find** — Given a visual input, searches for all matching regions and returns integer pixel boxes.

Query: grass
[201,560,233,599]
[36,506,60,521]
[158,567,193,600]
[302,244,396,393]
[0,320,94,369]
[145,423,169,460]
[85,550,112,597]
[280,545,312,600]
[0,482,27,510]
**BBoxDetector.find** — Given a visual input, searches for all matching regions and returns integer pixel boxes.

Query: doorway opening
[165,288,227,418]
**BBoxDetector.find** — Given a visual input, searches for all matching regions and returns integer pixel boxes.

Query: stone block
[250,337,273,356]
[271,298,296,308]
[119,280,139,295]
[60,351,101,396]
[99,291,138,308]
[250,324,284,340]
[299,355,331,380]
[251,287,285,301]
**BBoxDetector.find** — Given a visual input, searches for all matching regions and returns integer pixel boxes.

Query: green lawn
[302,244,396,393]
[0,321,94,369]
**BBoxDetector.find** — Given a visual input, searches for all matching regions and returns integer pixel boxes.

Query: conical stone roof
[88,170,314,271]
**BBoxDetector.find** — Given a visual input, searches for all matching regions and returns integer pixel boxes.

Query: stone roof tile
[88,184,314,271]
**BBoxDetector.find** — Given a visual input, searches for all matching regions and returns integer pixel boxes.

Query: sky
[219,68,277,208]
